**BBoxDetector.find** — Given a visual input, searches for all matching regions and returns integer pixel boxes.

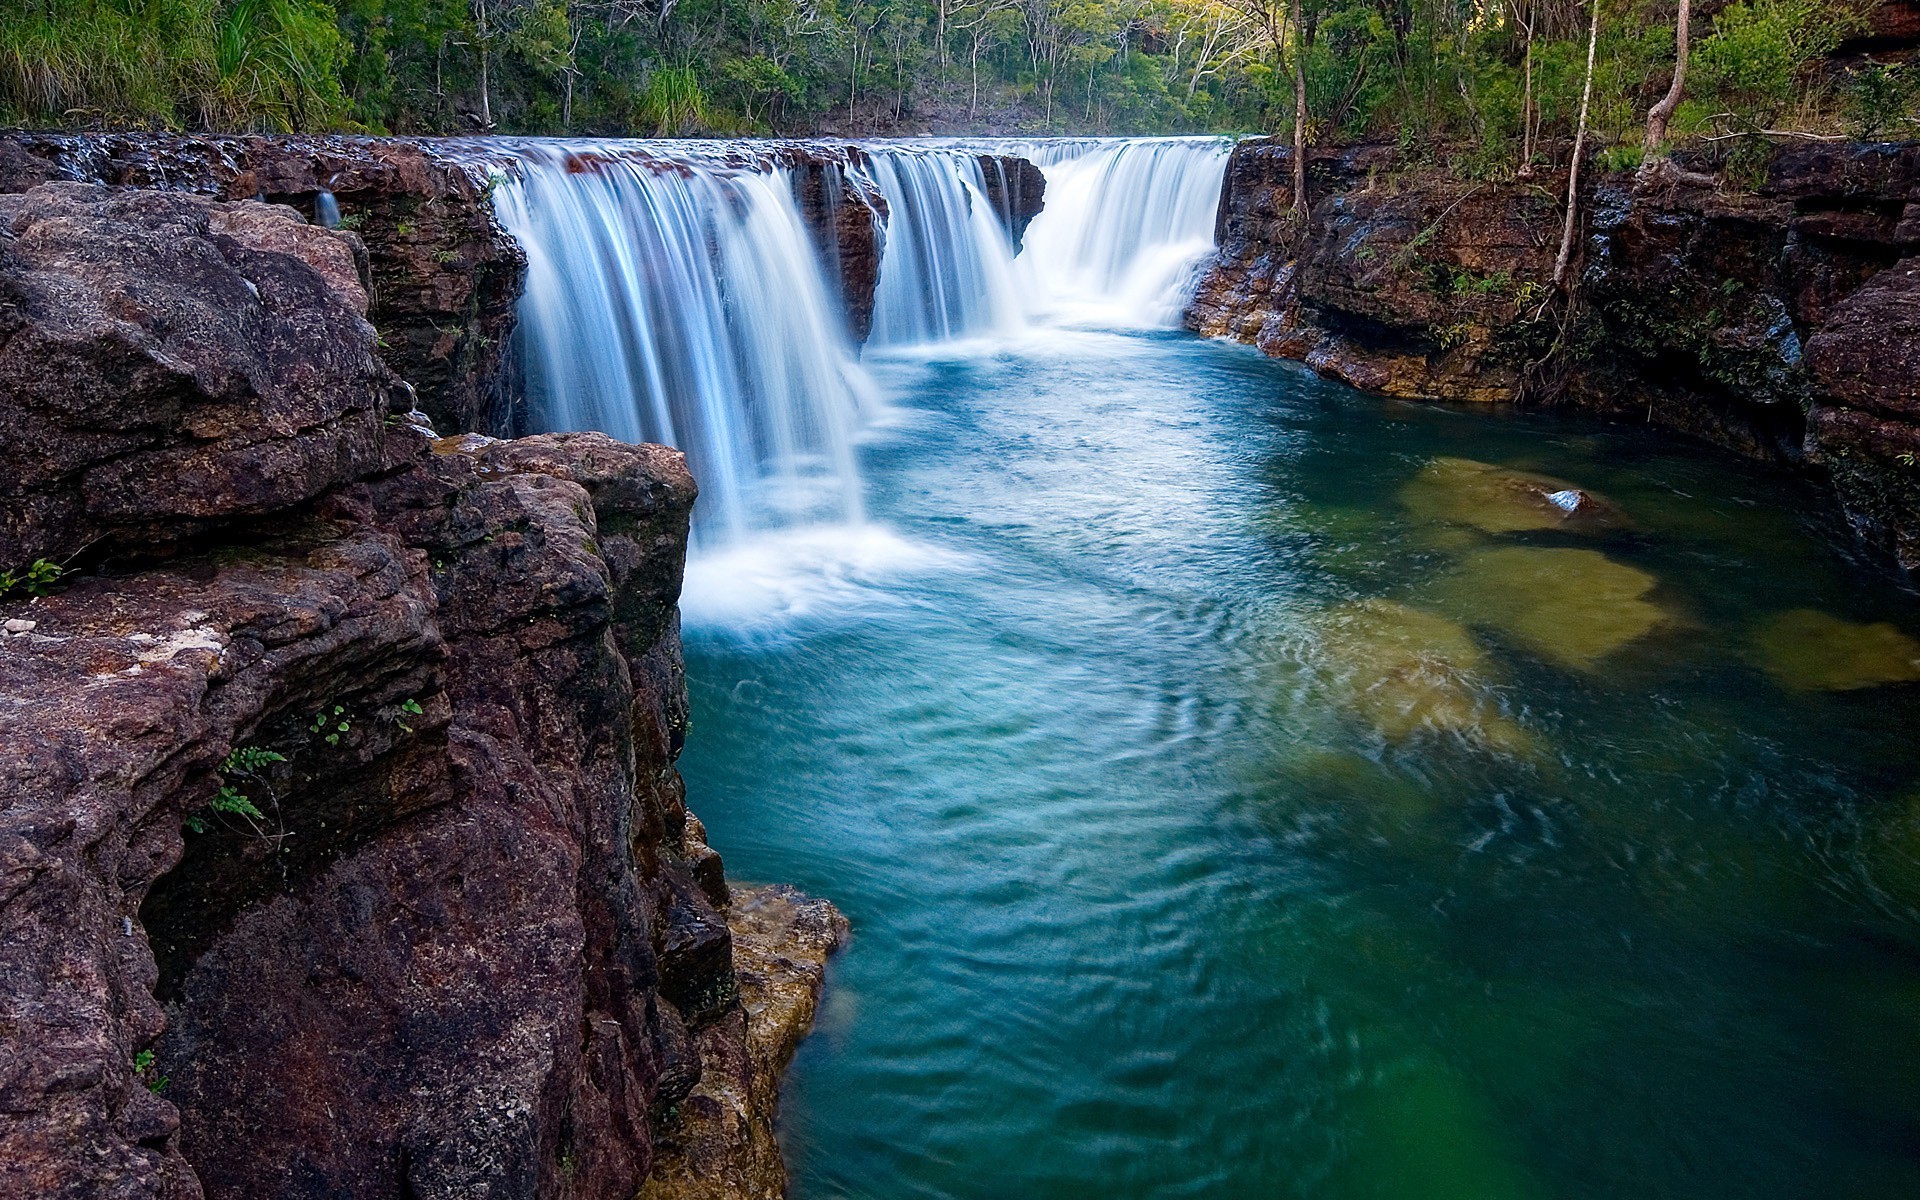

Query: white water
[490,136,1233,557]
[493,143,871,544]
[1018,138,1233,327]
[865,146,1024,346]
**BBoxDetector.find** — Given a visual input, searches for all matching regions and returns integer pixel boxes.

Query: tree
[1553,0,1597,288]
[1642,0,1688,154]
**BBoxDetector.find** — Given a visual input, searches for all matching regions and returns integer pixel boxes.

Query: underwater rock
[1748,608,1920,691]
[1312,600,1535,755]
[1401,458,1624,536]
[1438,546,1671,670]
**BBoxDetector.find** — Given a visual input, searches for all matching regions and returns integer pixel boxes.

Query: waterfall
[492,142,870,544]
[863,146,1024,346]
[489,136,1232,548]
[1018,137,1233,328]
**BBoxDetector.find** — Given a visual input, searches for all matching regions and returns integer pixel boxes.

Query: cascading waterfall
[490,136,1233,549]
[1017,137,1233,327]
[492,142,871,544]
[863,147,1024,346]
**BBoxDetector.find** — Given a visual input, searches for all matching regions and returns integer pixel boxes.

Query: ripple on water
[679,332,1920,1200]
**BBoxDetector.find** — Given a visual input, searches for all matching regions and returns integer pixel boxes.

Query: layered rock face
[0,185,838,1199]
[976,154,1047,253]
[1190,139,1920,575]
[0,132,524,438]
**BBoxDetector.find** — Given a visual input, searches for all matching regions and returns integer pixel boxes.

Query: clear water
[678,329,1920,1199]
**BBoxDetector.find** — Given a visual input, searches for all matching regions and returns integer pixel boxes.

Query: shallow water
[677,328,1920,1200]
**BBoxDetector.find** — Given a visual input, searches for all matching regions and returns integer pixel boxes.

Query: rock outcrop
[976,154,1047,252]
[1190,138,1920,576]
[0,133,524,439]
[0,184,839,1200]
[789,150,890,344]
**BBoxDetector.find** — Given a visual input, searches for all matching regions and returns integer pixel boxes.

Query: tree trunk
[1641,0,1691,168]
[1290,15,1309,224]
[1554,0,1599,288]
[1516,1,1534,176]
[474,0,493,129]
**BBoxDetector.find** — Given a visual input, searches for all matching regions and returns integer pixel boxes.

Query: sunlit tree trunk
[1642,0,1690,156]
[473,0,493,130]
[1554,0,1599,287]
[1289,6,1309,224]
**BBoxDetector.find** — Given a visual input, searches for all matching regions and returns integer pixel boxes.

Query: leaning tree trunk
[1642,0,1691,156]
[1553,0,1599,288]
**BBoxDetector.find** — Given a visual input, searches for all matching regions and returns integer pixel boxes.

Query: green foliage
[186,746,285,834]
[638,65,704,135]
[1844,61,1919,141]
[0,558,63,600]
[133,1049,167,1093]
[0,0,1890,147]
[310,703,352,745]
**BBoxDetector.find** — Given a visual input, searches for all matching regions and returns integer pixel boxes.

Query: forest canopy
[0,0,1913,150]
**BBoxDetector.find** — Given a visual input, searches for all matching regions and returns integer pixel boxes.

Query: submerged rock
[1748,608,1920,691]
[1401,457,1624,536]
[1312,599,1535,755]
[640,885,850,1200]
[1437,546,1671,670]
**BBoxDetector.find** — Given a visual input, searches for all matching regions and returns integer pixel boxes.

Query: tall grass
[0,0,349,130]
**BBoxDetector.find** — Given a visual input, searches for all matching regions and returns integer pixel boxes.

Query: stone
[639,886,849,1200]
[1437,546,1671,671]
[975,154,1047,252]
[0,183,392,571]
[1400,457,1626,535]
[1310,599,1536,756]
[0,179,834,1200]
[1747,608,1920,691]
[0,132,526,438]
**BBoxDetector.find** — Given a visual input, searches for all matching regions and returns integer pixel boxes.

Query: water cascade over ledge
[490,136,1235,542]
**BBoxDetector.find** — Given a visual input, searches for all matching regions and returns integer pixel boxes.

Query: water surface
[679,329,1920,1199]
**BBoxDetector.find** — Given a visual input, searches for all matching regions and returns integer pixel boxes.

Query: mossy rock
[1401,457,1625,536]
[1436,546,1671,671]
[1312,599,1535,756]
[1747,609,1920,692]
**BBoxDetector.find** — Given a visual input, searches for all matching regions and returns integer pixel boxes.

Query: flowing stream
[498,137,1920,1199]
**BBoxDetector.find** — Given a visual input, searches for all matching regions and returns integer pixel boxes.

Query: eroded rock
[0,183,391,571]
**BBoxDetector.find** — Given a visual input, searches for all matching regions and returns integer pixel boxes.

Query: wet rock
[975,155,1047,252]
[0,132,525,437]
[1188,137,1920,580]
[1748,608,1920,691]
[0,183,391,570]
[0,181,831,1200]
[1400,458,1625,535]
[1437,546,1672,671]
[639,886,848,1200]
[1310,599,1535,755]
[789,151,888,344]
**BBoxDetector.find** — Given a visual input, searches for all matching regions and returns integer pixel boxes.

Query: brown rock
[975,154,1046,252]
[0,132,525,437]
[639,886,848,1200]
[0,178,834,1200]
[0,183,392,571]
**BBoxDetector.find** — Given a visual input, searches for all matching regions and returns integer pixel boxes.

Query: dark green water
[677,328,1920,1199]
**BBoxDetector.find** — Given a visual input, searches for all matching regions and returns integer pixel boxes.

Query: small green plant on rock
[311,705,353,745]
[0,559,64,600]
[133,1050,167,1094]
[186,746,285,834]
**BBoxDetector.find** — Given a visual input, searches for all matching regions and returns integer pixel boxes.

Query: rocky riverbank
[1188,138,1920,578]
[0,180,839,1199]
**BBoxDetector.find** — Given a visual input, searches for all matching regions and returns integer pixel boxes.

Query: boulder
[0,183,391,572]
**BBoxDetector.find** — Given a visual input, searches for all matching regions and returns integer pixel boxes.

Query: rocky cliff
[0,183,840,1199]
[1189,139,1920,576]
